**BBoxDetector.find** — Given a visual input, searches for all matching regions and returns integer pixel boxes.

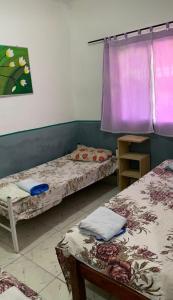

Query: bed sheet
[57,160,173,300]
[0,155,117,221]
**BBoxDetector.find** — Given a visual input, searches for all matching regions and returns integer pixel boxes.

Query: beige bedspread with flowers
[56,160,173,300]
[0,155,117,222]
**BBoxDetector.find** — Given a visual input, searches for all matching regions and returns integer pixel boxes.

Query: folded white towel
[0,286,30,300]
[16,178,49,196]
[17,178,41,193]
[0,184,30,202]
[79,206,127,241]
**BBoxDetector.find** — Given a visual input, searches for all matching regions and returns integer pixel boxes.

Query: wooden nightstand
[118,135,150,190]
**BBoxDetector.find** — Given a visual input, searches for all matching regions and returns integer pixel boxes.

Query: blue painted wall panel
[78,121,173,168]
[0,122,78,178]
[1,120,173,178]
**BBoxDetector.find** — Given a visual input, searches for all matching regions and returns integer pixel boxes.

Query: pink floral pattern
[151,165,173,180]
[0,271,41,299]
[107,198,158,234]
[56,160,173,300]
[80,239,161,296]
[131,245,158,261]
[141,181,173,208]
[0,155,116,222]
[107,259,131,284]
[92,243,120,262]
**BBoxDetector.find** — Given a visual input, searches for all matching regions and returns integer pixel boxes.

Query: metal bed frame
[0,157,117,254]
[0,197,19,252]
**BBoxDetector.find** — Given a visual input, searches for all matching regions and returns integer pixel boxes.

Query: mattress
[56,160,173,300]
[0,155,117,221]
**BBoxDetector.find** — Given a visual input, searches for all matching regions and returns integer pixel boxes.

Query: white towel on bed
[16,178,49,196]
[79,206,127,241]
[0,183,30,202]
[0,287,30,300]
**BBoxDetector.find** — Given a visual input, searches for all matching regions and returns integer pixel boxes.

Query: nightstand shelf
[121,169,140,179]
[119,152,148,161]
[118,135,150,190]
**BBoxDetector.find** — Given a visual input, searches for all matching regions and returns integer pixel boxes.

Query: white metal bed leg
[7,197,19,253]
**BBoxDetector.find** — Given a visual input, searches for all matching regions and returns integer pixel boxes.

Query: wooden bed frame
[68,255,149,300]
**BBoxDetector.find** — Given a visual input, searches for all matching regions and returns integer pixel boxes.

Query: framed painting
[0,45,33,96]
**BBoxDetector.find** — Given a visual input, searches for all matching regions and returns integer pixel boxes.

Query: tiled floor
[0,176,119,300]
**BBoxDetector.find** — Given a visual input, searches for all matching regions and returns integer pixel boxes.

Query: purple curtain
[101,37,154,133]
[153,34,173,136]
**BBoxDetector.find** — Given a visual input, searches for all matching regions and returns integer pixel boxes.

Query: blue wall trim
[1,120,173,178]
[0,121,75,137]
[0,120,100,138]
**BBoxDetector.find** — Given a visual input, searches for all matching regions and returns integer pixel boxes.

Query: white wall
[69,0,173,120]
[0,0,73,135]
[1,0,173,134]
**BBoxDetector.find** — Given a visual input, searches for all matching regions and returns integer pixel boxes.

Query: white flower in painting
[6,48,14,58]
[12,86,16,93]
[19,56,26,67]
[20,79,27,87]
[9,61,15,68]
[24,65,30,74]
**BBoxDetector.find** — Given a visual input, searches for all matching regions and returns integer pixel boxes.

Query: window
[153,35,173,136]
[101,31,173,137]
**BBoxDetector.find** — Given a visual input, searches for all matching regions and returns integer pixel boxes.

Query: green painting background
[0,45,33,96]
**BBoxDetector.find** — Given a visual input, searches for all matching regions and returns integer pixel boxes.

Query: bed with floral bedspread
[0,155,116,221]
[56,160,173,300]
[0,270,41,299]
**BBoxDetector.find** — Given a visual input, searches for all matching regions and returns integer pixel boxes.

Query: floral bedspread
[56,160,173,300]
[0,270,41,299]
[0,155,116,221]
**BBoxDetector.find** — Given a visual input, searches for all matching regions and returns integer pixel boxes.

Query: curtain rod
[88,21,173,44]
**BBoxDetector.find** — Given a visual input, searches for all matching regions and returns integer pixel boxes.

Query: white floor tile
[0,218,57,253]
[57,272,65,283]
[24,231,63,276]
[0,243,21,268]
[79,186,118,214]
[39,200,86,231]
[40,278,72,300]
[0,179,119,300]
[54,210,86,232]
[6,256,54,293]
